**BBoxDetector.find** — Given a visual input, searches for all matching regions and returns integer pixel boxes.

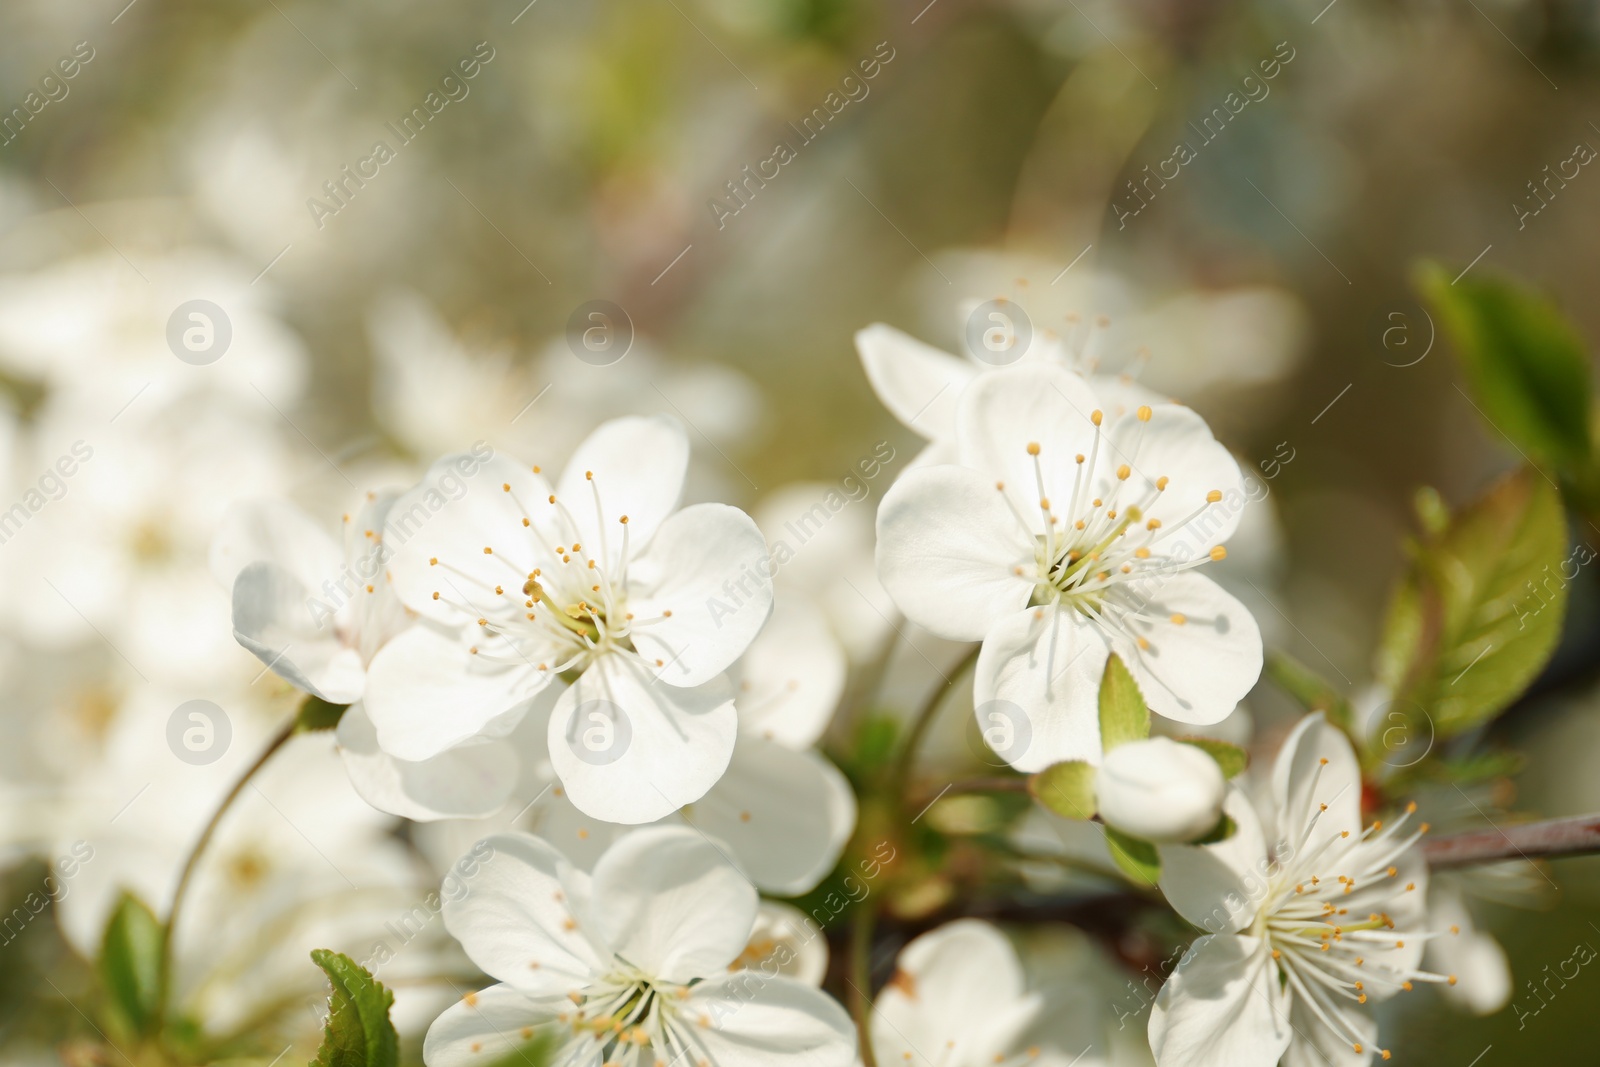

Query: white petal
[1112,572,1262,727]
[555,414,688,565]
[364,623,550,762]
[1099,405,1246,561]
[1150,935,1291,1067]
[335,702,520,821]
[546,653,737,824]
[1282,1000,1376,1067]
[627,503,773,687]
[1096,737,1226,843]
[422,983,559,1067]
[873,920,1036,1067]
[733,902,829,986]
[589,825,757,983]
[1426,879,1511,1015]
[1157,786,1268,934]
[973,607,1109,772]
[383,451,554,625]
[1272,712,1363,852]
[732,596,846,749]
[209,496,341,591]
[232,561,366,704]
[856,323,977,441]
[954,363,1102,533]
[683,738,856,896]
[875,465,1036,641]
[440,832,606,993]
[683,972,857,1067]
[521,780,629,872]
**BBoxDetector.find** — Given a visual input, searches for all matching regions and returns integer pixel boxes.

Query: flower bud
[1095,737,1226,843]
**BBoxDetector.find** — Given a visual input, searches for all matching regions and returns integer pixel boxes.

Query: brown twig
[1423,812,1600,868]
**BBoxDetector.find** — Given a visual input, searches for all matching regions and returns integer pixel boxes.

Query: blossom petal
[1157,785,1269,934]
[546,653,737,824]
[682,972,857,1067]
[364,623,551,762]
[440,832,606,993]
[336,702,521,821]
[210,496,343,591]
[1282,1001,1376,1067]
[856,323,977,441]
[683,738,856,896]
[422,983,560,1067]
[732,596,846,749]
[384,451,554,625]
[1150,935,1291,1067]
[871,920,1037,1067]
[1113,572,1262,727]
[232,560,367,704]
[973,607,1110,772]
[955,363,1102,534]
[1099,405,1246,561]
[1426,878,1511,1015]
[589,825,757,983]
[627,503,773,687]
[876,465,1036,641]
[734,902,829,986]
[555,414,688,565]
[1271,712,1363,851]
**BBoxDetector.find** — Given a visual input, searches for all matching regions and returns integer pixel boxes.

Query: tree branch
[1423,812,1600,868]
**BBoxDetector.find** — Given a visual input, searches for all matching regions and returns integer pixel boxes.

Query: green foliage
[1029,760,1097,820]
[296,696,349,733]
[1098,654,1149,751]
[1263,650,1354,734]
[1103,826,1161,886]
[1192,813,1238,846]
[98,891,164,1038]
[308,949,399,1067]
[1376,467,1569,741]
[1418,262,1593,471]
[1174,737,1249,779]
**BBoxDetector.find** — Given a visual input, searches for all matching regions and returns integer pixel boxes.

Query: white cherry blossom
[364,416,773,824]
[876,362,1261,770]
[424,827,856,1067]
[1151,714,1451,1066]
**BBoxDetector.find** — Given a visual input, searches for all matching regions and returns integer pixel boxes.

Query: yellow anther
[1137,405,1153,421]
[1206,489,1223,503]
[1209,545,1227,561]
[1027,442,1041,455]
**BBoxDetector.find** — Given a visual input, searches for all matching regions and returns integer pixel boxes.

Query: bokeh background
[3,0,1600,1063]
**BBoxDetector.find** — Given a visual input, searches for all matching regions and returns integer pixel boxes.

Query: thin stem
[1423,812,1600,868]
[890,643,981,807]
[157,716,297,1027]
[849,903,877,1067]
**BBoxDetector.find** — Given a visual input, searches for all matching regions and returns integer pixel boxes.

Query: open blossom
[1151,714,1451,1066]
[872,919,1104,1067]
[364,416,773,824]
[876,362,1261,769]
[424,827,856,1067]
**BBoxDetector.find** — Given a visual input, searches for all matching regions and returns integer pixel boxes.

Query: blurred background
[3,0,1600,1063]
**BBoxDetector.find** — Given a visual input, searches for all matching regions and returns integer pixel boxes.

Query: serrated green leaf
[1103,826,1160,886]
[1376,467,1569,740]
[1417,262,1593,471]
[309,949,398,1067]
[98,891,164,1037]
[296,696,349,733]
[1174,737,1249,779]
[1098,654,1149,751]
[1029,761,1097,820]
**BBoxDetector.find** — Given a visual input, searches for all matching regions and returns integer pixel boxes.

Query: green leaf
[1376,466,1569,740]
[296,696,349,733]
[1103,826,1160,886]
[1417,262,1593,471]
[1098,654,1149,751]
[1174,737,1249,779]
[1029,761,1097,820]
[98,891,164,1037]
[1192,812,1238,846]
[309,949,399,1067]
